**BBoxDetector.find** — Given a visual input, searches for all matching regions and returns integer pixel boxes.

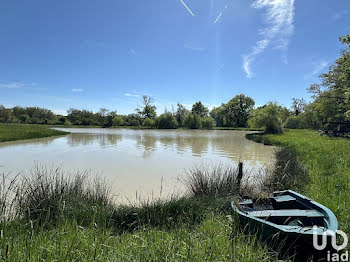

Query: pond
[0,128,275,202]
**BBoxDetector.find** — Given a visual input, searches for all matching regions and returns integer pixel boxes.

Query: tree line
[1,35,348,133]
[0,94,282,131]
[0,94,295,132]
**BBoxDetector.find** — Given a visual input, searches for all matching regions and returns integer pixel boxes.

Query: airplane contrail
[214,3,228,24]
[179,0,195,16]
[214,12,223,24]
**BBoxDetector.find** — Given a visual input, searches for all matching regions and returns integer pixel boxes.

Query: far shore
[0,123,263,144]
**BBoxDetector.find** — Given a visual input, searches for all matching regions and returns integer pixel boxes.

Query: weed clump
[15,165,114,227]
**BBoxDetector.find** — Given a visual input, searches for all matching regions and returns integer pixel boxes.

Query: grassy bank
[0,123,68,143]
[247,129,350,236]
[214,127,263,131]
[0,166,281,261]
[2,214,275,261]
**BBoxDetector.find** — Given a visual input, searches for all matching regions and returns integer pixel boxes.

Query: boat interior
[238,194,326,228]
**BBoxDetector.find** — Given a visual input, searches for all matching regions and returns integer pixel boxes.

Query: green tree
[113,115,124,126]
[12,106,27,119]
[223,94,255,127]
[175,103,189,127]
[136,96,157,119]
[105,111,117,127]
[191,102,208,118]
[210,106,226,127]
[67,109,98,125]
[201,116,216,129]
[307,35,350,124]
[0,105,12,123]
[143,118,156,128]
[284,116,300,129]
[126,114,142,126]
[248,102,284,134]
[156,112,178,129]
[96,108,109,126]
[184,113,202,129]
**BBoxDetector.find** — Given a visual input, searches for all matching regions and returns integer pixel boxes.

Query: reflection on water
[0,128,276,202]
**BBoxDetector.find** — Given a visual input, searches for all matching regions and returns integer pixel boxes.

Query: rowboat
[232,190,338,258]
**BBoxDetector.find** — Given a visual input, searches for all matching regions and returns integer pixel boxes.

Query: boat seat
[273,195,296,203]
[239,199,253,208]
[272,195,298,209]
[248,209,324,219]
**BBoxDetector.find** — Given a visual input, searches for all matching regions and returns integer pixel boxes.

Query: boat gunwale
[231,190,338,236]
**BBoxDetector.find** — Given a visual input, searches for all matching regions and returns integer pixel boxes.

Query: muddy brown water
[0,128,276,202]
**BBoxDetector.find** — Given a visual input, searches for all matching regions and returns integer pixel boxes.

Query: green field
[0,123,68,143]
[248,129,350,236]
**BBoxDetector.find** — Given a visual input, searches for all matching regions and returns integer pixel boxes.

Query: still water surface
[0,128,275,202]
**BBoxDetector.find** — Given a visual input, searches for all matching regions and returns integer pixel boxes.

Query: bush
[113,115,124,126]
[284,116,300,129]
[63,120,72,126]
[201,117,215,129]
[130,119,140,127]
[298,107,321,129]
[156,113,178,129]
[143,118,156,128]
[248,103,283,134]
[184,113,202,129]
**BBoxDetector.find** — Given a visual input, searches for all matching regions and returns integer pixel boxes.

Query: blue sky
[0,0,349,115]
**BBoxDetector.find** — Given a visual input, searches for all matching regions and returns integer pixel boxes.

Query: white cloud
[303,59,329,79]
[242,56,254,79]
[0,82,25,89]
[0,81,37,89]
[243,0,295,78]
[72,88,84,92]
[311,60,328,76]
[124,93,140,97]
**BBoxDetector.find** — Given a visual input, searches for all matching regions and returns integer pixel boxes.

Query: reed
[184,164,239,197]
[262,147,309,193]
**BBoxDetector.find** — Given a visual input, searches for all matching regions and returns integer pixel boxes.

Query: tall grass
[0,173,19,223]
[262,147,309,193]
[0,162,286,261]
[184,164,239,197]
[0,214,279,261]
[16,165,113,227]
